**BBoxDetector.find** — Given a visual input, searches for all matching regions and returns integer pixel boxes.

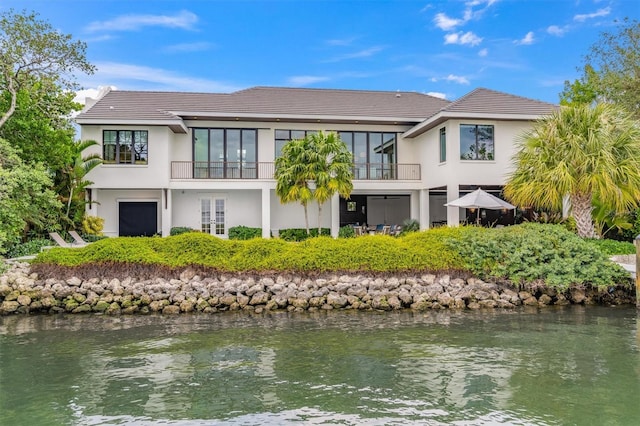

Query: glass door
[200,197,227,237]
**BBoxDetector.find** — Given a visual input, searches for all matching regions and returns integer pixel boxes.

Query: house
[75,86,557,238]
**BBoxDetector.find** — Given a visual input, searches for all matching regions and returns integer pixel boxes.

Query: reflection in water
[1,308,639,425]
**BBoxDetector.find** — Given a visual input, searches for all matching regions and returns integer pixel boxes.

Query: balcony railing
[171,161,420,180]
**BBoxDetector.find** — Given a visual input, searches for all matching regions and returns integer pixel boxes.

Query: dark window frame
[459,124,494,161]
[192,127,258,178]
[439,127,446,163]
[274,129,316,158]
[102,130,148,164]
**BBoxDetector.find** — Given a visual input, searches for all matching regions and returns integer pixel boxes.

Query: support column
[446,185,460,227]
[635,235,640,309]
[161,188,172,237]
[331,193,340,238]
[419,189,429,230]
[261,187,271,239]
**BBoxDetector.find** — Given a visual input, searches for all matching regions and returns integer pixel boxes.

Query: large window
[103,130,148,164]
[193,128,257,178]
[460,124,494,160]
[439,127,446,163]
[275,129,316,157]
[338,131,397,179]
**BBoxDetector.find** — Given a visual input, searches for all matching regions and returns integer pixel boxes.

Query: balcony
[171,162,421,180]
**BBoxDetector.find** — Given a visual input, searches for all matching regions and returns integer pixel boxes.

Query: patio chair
[48,232,74,248]
[69,230,90,246]
[381,225,391,235]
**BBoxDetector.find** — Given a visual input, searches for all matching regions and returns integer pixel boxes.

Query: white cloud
[547,25,567,36]
[515,31,535,45]
[574,7,610,22]
[434,13,464,30]
[73,86,116,105]
[444,31,483,46]
[87,62,241,92]
[446,74,470,84]
[326,37,357,46]
[324,46,386,62]
[478,48,488,57]
[287,76,331,86]
[426,91,447,99]
[165,42,213,53]
[85,10,198,32]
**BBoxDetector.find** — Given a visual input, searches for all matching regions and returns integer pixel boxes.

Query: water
[1,307,639,425]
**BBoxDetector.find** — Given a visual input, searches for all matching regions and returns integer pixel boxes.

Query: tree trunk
[303,203,310,235]
[0,84,17,129]
[318,203,322,236]
[571,192,596,238]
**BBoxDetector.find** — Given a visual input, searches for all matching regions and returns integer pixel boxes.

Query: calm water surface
[1,307,639,425]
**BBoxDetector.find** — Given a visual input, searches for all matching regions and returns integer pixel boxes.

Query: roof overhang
[75,118,188,134]
[403,112,546,139]
[171,111,423,126]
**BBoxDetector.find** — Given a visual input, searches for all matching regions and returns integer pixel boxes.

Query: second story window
[275,129,316,158]
[460,124,494,161]
[103,130,148,164]
[439,127,446,163]
[338,131,397,179]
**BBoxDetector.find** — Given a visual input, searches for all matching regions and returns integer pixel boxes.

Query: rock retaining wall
[0,261,635,315]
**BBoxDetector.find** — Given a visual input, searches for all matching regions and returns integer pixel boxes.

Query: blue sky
[4,0,639,104]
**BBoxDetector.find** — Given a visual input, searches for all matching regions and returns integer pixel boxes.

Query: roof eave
[403,112,548,138]
[75,118,188,134]
[171,111,424,125]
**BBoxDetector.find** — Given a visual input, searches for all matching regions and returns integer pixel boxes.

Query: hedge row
[32,224,630,288]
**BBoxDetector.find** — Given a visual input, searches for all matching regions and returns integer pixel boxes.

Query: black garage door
[119,202,158,236]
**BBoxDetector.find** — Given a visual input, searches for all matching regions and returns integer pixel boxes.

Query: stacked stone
[0,261,634,315]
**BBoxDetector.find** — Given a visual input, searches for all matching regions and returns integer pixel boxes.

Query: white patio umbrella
[445,188,515,224]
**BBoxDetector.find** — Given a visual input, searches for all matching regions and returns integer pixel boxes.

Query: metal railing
[171,161,420,180]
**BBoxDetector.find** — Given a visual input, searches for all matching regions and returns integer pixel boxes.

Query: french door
[200,197,227,237]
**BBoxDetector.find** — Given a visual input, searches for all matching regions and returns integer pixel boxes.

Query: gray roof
[76,86,452,124]
[403,88,558,138]
[439,87,557,116]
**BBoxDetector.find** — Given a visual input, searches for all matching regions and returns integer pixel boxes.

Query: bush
[4,238,52,258]
[229,226,262,240]
[82,216,104,235]
[338,225,355,238]
[170,227,197,236]
[31,224,629,288]
[400,218,420,235]
[585,239,636,256]
[448,223,628,288]
[279,228,330,241]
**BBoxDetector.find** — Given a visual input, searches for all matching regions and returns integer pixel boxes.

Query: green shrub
[228,226,262,240]
[448,223,628,288]
[279,228,330,241]
[400,218,420,235]
[338,225,355,238]
[31,224,629,288]
[170,226,197,236]
[585,238,636,256]
[4,238,52,258]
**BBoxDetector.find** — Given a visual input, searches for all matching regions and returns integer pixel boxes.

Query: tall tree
[0,138,61,253]
[504,103,640,238]
[58,140,102,229]
[0,9,95,128]
[275,137,315,234]
[307,132,353,234]
[563,19,639,116]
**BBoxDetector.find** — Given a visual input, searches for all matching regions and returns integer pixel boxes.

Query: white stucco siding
[418,119,533,189]
[83,125,172,188]
[93,189,162,237]
[171,189,262,232]
[270,191,332,232]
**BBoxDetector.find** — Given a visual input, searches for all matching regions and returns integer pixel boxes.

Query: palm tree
[275,137,314,234]
[59,140,102,227]
[307,131,353,234]
[504,103,640,238]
